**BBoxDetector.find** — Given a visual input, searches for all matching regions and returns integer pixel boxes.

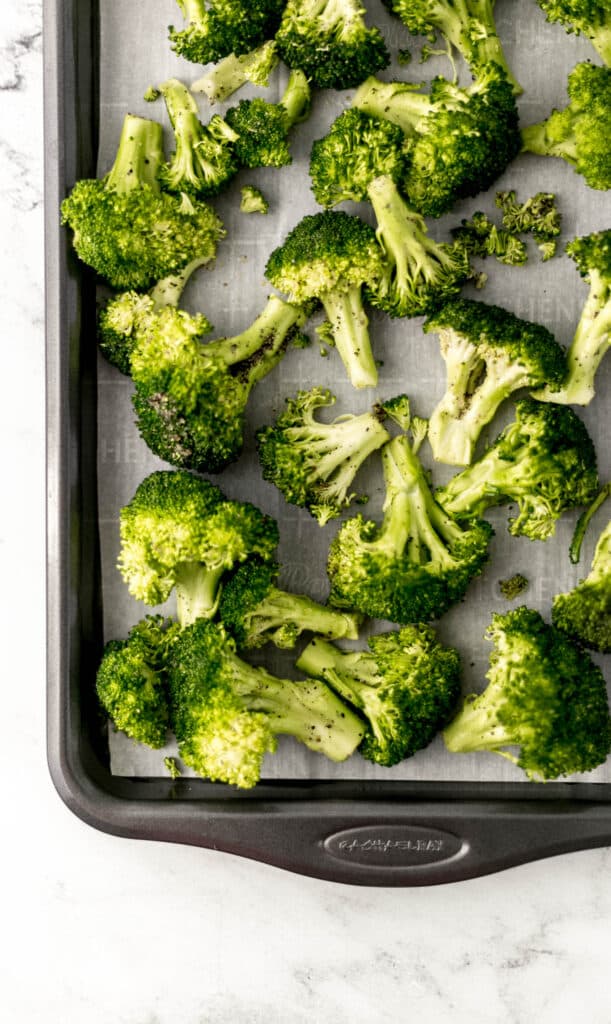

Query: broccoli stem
[176,0,206,24]
[465,0,522,94]
[521,120,578,164]
[321,286,378,388]
[353,78,433,135]
[207,295,305,369]
[534,272,611,405]
[443,683,515,753]
[174,562,226,626]
[279,69,311,126]
[569,484,611,564]
[246,589,361,647]
[297,638,379,708]
[225,655,365,760]
[587,21,611,65]
[105,115,164,193]
[439,442,554,519]
[308,410,390,489]
[149,255,211,309]
[191,41,279,102]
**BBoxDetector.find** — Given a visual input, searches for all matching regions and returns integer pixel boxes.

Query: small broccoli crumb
[164,756,181,779]
[499,574,529,600]
[144,85,160,102]
[397,48,412,65]
[240,185,269,214]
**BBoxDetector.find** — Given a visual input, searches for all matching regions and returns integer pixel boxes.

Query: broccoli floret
[534,230,611,406]
[495,190,561,258]
[169,0,284,65]
[553,518,611,654]
[164,756,182,778]
[167,619,366,787]
[219,557,362,649]
[240,185,269,214]
[535,0,611,65]
[96,616,179,748]
[521,63,611,191]
[61,114,225,291]
[191,40,279,103]
[129,295,308,472]
[327,434,493,624]
[225,70,311,168]
[353,65,521,217]
[296,626,462,766]
[451,211,528,266]
[436,398,599,540]
[366,176,471,318]
[309,108,407,208]
[443,607,611,780]
[499,573,529,600]
[275,0,390,90]
[424,298,567,466]
[158,79,239,197]
[118,470,278,624]
[98,257,213,375]
[256,387,391,524]
[265,211,385,389]
[382,0,521,94]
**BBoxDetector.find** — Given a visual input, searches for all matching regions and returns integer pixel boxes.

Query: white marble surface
[3,4,611,1022]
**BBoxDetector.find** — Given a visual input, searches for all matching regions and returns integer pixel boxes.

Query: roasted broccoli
[382,0,521,93]
[499,573,529,600]
[495,190,561,261]
[61,114,225,291]
[553,518,611,654]
[169,0,285,65]
[129,295,307,472]
[167,619,366,787]
[275,0,390,90]
[225,70,311,168]
[534,230,611,405]
[296,626,462,766]
[451,210,528,266]
[353,65,521,217]
[265,211,385,388]
[436,398,599,540]
[96,616,179,748]
[521,63,611,191]
[535,0,611,65]
[240,185,269,214]
[256,386,391,524]
[327,434,493,624]
[98,257,213,376]
[158,79,239,197]
[443,607,611,780]
[219,557,362,649]
[191,40,279,102]
[424,299,567,466]
[118,470,278,624]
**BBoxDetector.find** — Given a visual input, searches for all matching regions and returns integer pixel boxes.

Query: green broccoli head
[521,63,611,191]
[382,0,521,92]
[424,298,567,466]
[158,80,239,197]
[61,115,225,291]
[96,616,180,748]
[219,557,362,649]
[169,0,284,65]
[297,625,462,766]
[167,619,366,787]
[118,470,278,625]
[353,66,521,218]
[256,386,391,524]
[535,0,611,65]
[327,434,493,624]
[276,0,390,90]
[265,211,385,388]
[225,70,311,169]
[437,398,599,540]
[128,295,307,473]
[444,607,611,780]
[365,176,471,318]
[309,108,407,208]
[553,519,611,653]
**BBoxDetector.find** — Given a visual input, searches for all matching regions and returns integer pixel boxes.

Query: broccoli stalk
[225,69,311,168]
[191,40,279,102]
[534,231,611,406]
[158,79,239,197]
[535,1,611,66]
[256,386,391,524]
[366,176,470,318]
[168,620,365,787]
[297,626,462,766]
[443,607,611,780]
[436,398,599,540]
[61,114,225,290]
[327,434,493,623]
[219,558,362,648]
[553,517,611,654]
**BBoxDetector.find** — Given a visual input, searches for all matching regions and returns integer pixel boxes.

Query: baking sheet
[96,0,611,782]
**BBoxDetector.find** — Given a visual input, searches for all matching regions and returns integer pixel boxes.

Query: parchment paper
[97,0,611,782]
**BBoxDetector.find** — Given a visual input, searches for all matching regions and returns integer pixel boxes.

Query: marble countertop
[4,4,611,1022]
